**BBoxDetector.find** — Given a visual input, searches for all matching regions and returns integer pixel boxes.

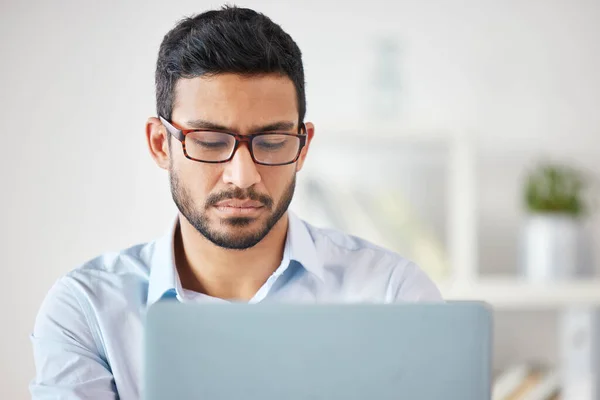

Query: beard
[169,169,296,250]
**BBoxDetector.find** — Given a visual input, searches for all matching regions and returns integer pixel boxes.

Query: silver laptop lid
[144,302,492,400]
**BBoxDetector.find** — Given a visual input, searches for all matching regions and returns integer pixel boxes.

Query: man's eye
[194,140,229,149]
[256,141,286,150]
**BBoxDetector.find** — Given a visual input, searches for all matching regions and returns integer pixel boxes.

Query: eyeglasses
[159,117,307,166]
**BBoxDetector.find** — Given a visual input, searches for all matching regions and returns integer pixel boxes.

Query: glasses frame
[159,116,307,166]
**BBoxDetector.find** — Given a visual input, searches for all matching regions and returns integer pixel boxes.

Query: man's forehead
[172,73,298,131]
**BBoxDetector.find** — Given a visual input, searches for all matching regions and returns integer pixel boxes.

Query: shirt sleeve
[391,261,444,302]
[30,278,118,399]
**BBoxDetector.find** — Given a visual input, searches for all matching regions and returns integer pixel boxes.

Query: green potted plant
[521,163,593,281]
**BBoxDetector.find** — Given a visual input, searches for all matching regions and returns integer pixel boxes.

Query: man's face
[167,73,309,250]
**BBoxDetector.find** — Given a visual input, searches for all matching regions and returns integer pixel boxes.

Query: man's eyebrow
[251,121,296,132]
[185,119,296,133]
[185,119,230,131]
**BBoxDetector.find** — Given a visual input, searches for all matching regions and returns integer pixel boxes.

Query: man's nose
[221,143,262,189]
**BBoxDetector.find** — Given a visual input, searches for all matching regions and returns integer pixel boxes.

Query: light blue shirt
[30,211,442,399]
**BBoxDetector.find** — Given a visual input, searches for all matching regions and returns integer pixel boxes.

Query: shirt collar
[146,210,325,307]
[146,217,184,306]
[286,210,325,282]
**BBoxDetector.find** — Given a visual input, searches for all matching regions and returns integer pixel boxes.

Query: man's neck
[173,213,289,301]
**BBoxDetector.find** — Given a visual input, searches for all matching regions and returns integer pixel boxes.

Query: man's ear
[295,122,314,172]
[146,117,170,170]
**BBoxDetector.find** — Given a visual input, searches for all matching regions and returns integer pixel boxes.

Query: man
[30,5,441,399]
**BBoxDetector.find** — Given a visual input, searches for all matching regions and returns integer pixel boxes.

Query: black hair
[155,5,305,125]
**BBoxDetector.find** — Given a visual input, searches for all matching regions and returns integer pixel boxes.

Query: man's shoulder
[58,240,156,303]
[301,219,442,302]
[34,240,157,345]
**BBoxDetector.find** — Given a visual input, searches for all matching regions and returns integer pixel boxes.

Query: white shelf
[438,278,600,309]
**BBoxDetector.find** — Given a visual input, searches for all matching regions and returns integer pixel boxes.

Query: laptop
[144,302,492,400]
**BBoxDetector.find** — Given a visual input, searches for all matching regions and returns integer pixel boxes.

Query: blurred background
[1,0,599,398]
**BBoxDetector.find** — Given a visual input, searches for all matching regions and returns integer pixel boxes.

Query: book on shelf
[492,364,560,400]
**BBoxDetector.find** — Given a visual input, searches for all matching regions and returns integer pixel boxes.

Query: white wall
[2,0,599,398]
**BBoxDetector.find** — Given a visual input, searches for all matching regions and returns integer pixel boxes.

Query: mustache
[205,187,274,209]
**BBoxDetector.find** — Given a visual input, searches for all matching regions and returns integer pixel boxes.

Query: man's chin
[207,228,267,250]
[219,216,259,227]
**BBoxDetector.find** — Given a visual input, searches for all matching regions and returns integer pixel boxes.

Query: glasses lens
[185,131,235,162]
[252,134,301,165]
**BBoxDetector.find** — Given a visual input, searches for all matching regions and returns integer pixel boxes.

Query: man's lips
[213,200,264,208]
[213,200,265,216]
